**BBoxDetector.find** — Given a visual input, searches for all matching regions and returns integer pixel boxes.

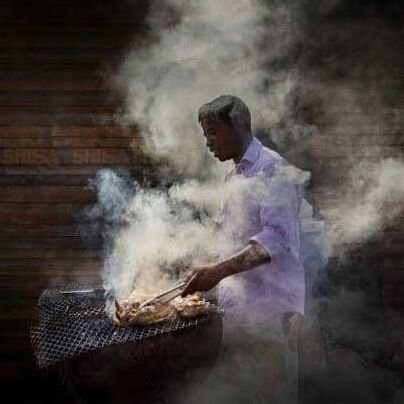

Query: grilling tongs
[137,280,187,309]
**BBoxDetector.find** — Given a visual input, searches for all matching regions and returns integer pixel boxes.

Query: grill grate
[30,283,223,369]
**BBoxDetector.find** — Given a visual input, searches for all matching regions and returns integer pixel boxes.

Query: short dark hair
[198,95,251,131]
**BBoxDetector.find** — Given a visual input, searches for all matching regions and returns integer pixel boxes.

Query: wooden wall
[0,1,150,400]
[301,12,404,311]
[0,1,403,402]
[292,8,404,395]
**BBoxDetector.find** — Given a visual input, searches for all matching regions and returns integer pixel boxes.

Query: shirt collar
[235,137,261,173]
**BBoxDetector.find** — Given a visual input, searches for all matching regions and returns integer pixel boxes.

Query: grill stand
[30,284,223,403]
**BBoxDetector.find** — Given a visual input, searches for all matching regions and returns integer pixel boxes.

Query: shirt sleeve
[249,162,301,258]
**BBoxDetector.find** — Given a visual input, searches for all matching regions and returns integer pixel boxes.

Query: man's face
[200,118,240,161]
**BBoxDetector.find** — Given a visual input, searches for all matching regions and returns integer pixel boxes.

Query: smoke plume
[326,158,404,252]
[114,0,300,178]
[100,176,234,306]
[107,0,404,296]
[82,0,404,402]
[97,0,309,304]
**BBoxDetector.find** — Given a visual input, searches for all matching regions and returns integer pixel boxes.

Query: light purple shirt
[218,137,305,327]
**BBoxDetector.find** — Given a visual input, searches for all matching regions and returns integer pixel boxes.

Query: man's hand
[181,265,224,296]
[181,243,270,297]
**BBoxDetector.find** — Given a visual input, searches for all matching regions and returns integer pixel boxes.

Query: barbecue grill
[30,283,224,403]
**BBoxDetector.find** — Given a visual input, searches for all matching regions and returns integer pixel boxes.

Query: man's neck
[233,134,253,164]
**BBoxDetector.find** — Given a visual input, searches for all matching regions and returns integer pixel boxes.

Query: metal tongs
[137,280,187,309]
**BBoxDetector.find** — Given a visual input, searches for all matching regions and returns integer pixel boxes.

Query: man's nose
[205,136,214,146]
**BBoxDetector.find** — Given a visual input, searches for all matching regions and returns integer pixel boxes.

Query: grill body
[30,284,223,403]
[67,316,222,403]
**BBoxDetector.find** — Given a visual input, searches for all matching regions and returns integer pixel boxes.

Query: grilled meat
[113,296,176,326]
[113,292,218,326]
[172,293,218,319]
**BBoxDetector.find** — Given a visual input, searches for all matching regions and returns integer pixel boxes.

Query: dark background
[0,1,403,403]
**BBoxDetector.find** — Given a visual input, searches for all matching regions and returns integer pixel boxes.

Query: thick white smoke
[83,3,404,400]
[98,0,305,304]
[99,0,404,307]
[101,177,230,304]
[99,170,293,314]
[114,0,298,178]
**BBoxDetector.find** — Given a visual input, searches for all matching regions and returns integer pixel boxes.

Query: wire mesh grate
[30,284,222,369]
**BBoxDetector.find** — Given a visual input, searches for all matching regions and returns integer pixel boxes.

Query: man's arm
[182,163,302,296]
[181,241,270,296]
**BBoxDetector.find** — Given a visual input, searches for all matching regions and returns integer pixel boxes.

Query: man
[182,95,304,403]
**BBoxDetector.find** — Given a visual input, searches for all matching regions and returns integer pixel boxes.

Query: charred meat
[172,293,218,319]
[114,292,217,326]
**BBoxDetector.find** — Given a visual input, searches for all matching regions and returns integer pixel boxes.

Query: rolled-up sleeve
[249,163,301,258]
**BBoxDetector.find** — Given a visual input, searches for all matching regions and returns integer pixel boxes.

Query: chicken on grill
[113,292,176,326]
[172,293,218,319]
[113,292,217,326]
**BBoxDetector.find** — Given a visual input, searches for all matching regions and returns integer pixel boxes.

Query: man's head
[198,95,252,162]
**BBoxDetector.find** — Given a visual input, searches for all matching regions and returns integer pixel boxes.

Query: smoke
[100,177,224,305]
[97,170,272,313]
[80,0,404,401]
[102,0,404,323]
[326,158,404,252]
[113,0,300,178]
[104,1,404,290]
[97,167,312,316]
[101,0,310,304]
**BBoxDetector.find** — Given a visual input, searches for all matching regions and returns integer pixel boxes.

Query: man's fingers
[181,283,194,297]
[181,272,199,297]
[184,271,195,283]
[181,286,191,297]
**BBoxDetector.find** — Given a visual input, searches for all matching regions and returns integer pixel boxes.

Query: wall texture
[0,1,403,402]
